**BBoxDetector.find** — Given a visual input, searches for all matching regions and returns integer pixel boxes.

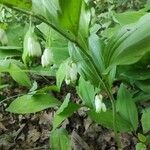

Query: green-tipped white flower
[27,36,41,57]
[0,28,8,45]
[24,26,42,58]
[95,94,106,113]
[41,48,54,67]
[65,61,78,85]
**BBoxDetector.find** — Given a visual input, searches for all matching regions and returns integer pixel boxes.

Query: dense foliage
[0,0,150,149]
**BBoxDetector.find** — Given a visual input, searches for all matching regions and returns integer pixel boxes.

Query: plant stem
[106,86,122,149]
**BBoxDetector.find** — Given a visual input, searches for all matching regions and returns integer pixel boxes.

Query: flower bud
[24,26,42,58]
[94,94,106,113]
[0,28,8,45]
[41,48,54,67]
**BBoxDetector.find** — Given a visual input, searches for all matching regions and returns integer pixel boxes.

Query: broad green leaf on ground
[6,94,61,114]
[77,77,98,108]
[50,128,71,150]
[0,60,31,87]
[9,63,31,87]
[141,107,150,133]
[104,13,150,70]
[53,94,80,130]
[116,84,138,131]
[0,0,32,10]
[88,109,132,132]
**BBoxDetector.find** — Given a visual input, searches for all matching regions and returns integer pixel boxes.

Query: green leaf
[88,109,132,132]
[0,47,21,59]
[77,77,98,108]
[30,66,56,77]
[69,43,102,87]
[32,0,90,49]
[9,63,31,87]
[56,93,70,115]
[135,80,150,93]
[141,107,150,133]
[56,61,66,88]
[138,133,146,143]
[114,10,146,26]
[50,128,71,150]
[116,84,138,131]
[88,34,105,74]
[104,13,150,69]
[134,92,150,103]
[6,94,61,114]
[53,94,80,130]
[0,0,32,10]
[136,143,146,150]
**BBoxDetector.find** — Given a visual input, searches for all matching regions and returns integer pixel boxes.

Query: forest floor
[0,77,142,150]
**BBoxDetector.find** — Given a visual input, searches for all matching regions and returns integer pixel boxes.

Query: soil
[0,78,146,150]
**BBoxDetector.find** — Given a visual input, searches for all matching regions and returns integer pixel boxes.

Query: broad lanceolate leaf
[56,60,66,89]
[6,94,61,114]
[53,94,80,130]
[88,34,105,74]
[104,13,150,70]
[0,60,31,87]
[114,10,146,26]
[9,63,31,87]
[77,77,98,108]
[88,110,132,132]
[116,84,138,131]
[141,107,150,133]
[50,128,72,150]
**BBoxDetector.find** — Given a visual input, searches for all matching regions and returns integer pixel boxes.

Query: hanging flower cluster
[0,28,8,45]
[94,94,107,113]
[65,61,78,85]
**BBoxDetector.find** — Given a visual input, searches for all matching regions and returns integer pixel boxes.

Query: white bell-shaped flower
[41,48,54,67]
[27,36,42,57]
[24,26,42,58]
[94,94,107,113]
[0,28,8,45]
[65,61,78,85]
